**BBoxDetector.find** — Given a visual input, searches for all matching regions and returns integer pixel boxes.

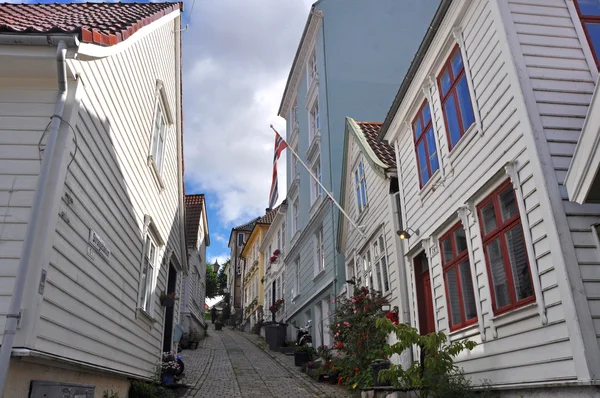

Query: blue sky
[11,0,313,264]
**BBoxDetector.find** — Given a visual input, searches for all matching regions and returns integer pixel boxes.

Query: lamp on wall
[381,303,391,312]
[397,228,419,240]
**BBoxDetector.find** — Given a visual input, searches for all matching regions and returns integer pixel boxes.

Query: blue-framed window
[575,0,600,65]
[412,99,439,187]
[438,46,475,151]
[355,161,368,213]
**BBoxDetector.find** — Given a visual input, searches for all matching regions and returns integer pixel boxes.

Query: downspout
[0,40,70,393]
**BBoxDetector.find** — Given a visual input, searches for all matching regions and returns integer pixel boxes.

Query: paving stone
[177,324,358,398]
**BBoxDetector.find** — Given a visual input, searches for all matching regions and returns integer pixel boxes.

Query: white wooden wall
[31,17,183,378]
[390,0,577,386]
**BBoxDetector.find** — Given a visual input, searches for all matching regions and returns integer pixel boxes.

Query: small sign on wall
[89,229,110,261]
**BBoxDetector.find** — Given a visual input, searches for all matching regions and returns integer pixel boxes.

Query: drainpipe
[0,39,71,393]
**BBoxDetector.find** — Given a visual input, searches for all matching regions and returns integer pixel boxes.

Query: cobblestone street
[178,325,357,398]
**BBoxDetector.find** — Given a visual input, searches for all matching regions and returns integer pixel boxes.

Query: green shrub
[128,380,174,398]
[102,391,120,398]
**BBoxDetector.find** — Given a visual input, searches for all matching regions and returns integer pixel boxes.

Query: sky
[11,0,314,265]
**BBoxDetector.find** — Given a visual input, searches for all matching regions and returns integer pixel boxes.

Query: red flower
[354,367,359,371]
[338,376,343,385]
[337,342,343,349]
[386,311,399,325]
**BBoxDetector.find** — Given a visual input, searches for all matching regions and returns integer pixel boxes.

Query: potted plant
[294,345,314,367]
[161,351,181,385]
[215,316,223,331]
[159,291,177,307]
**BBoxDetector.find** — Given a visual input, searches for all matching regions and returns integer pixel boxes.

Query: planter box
[371,359,391,387]
[294,351,310,366]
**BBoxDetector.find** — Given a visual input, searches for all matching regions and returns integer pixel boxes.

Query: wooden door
[415,252,435,335]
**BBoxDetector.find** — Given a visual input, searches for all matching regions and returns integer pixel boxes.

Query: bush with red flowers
[273,249,281,256]
[268,298,284,313]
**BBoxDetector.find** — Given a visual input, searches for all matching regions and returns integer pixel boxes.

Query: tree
[216,261,228,295]
[205,264,218,299]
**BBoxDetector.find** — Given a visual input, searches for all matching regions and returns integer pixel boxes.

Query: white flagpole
[270,125,366,239]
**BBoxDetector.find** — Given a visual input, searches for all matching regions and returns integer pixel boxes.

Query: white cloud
[213,233,227,244]
[182,0,309,225]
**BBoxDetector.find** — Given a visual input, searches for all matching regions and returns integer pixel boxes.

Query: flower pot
[294,351,310,366]
[160,297,174,307]
[161,373,174,385]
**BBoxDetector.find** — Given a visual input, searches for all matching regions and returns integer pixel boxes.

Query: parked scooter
[294,319,313,347]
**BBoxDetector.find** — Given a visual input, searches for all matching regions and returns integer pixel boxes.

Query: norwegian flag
[269,128,288,209]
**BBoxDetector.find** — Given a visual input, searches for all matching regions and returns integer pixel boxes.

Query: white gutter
[0,35,77,393]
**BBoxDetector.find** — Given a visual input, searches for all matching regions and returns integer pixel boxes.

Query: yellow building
[241,206,279,330]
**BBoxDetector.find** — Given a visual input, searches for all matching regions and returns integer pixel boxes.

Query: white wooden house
[0,3,186,395]
[261,200,287,325]
[379,0,600,395]
[182,194,210,339]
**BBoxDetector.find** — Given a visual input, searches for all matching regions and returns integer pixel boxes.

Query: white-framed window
[277,230,281,252]
[355,161,368,213]
[311,159,323,204]
[373,235,390,293]
[309,101,320,143]
[314,226,325,275]
[291,99,298,128]
[277,276,282,300]
[308,49,317,85]
[293,199,299,234]
[292,140,299,179]
[362,248,373,289]
[281,221,286,251]
[150,100,168,174]
[140,234,158,313]
[237,232,244,247]
[268,244,272,260]
[295,257,300,296]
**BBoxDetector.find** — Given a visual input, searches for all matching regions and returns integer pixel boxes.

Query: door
[163,263,177,352]
[414,252,435,335]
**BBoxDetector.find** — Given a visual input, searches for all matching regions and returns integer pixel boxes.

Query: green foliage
[217,262,228,295]
[128,380,174,398]
[329,286,389,389]
[205,264,218,299]
[102,391,120,398]
[375,318,478,397]
[316,345,333,361]
[295,344,316,360]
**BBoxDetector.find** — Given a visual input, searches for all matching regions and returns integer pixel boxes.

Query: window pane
[440,68,452,97]
[425,127,439,174]
[586,22,600,59]
[458,260,477,321]
[381,253,390,291]
[498,186,518,222]
[417,141,429,184]
[486,238,511,309]
[505,225,534,301]
[422,103,431,127]
[457,76,475,130]
[441,237,454,264]
[356,186,362,211]
[481,201,497,235]
[444,93,462,148]
[579,0,600,15]
[361,180,367,206]
[375,262,383,292]
[446,268,462,326]
[455,226,468,254]
[451,51,464,76]
[413,117,423,138]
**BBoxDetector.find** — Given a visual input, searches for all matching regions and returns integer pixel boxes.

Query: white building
[181,194,210,339]
[261,201,287,324]
[379,0,600,395]
[0,3,186,396]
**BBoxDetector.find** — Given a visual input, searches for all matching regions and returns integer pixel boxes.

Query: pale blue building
[278,0,440,346]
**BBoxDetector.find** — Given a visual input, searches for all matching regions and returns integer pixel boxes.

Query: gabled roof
[257,201,285,225]
[0,2,182,46]
[356,122,396,168]
[233,217,260,232]
[185,194,209,248]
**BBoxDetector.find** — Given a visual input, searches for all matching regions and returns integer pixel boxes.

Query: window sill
[447,123,479,166]
[291,293,301,303]
[306,133,321,163]
[419,169,441,202]
[491,301,538,328]
[137,307,157,325]
[309,194,323,217]
[448,322,479,340]
[147,155,165,192]
[313,269,325,281]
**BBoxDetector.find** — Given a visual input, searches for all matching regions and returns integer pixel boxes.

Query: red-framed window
[439,222,477,331]
[574,0,600,65]
[477,180,534,315]
[437,45,475,151]
[412,99,439,187]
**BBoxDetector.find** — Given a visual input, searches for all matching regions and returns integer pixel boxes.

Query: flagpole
[270,125,366,239]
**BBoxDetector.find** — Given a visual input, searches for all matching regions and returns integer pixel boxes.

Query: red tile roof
[185,194,204,248]
[0,2,182,46]
[356,122,396,168]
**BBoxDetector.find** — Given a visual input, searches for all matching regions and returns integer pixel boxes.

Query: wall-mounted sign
[89,229,110,260]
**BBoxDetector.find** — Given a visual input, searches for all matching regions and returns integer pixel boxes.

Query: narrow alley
[178,326,356,398]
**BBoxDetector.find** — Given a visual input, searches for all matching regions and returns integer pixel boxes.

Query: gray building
[278,0,440,346]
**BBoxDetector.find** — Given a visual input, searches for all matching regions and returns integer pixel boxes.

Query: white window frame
[309,101,320,143]
[237,232,244,247]
[311,158,323,205]
[293,199,299,235]
[140,234,158,314]
[354,160,368,213]
[314,226,325,276]
[307,49,317,87]
[361,248,373,289]
[150,100,168,175]
[295,257,300,297]
[292,141,299,179]
[281,221,286,251]
[373,234,390,294]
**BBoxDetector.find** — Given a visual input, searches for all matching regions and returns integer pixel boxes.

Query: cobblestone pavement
[178,325,358,398]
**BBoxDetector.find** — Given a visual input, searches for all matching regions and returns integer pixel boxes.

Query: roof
[0,2,182,46]
[184,194,204,248]
[257,204,281,225]
[232,217,260,232]
[356,122,396,168]
[377,0,453,141]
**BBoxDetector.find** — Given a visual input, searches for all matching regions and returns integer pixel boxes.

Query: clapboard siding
[340,130,401,309]
[388,0,573,386]
[32,17,183,378]
[0,79,57,339]
[507,0,600,353]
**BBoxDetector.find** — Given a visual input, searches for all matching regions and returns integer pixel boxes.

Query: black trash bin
[265,324,287,351]
[371,359,391,386]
